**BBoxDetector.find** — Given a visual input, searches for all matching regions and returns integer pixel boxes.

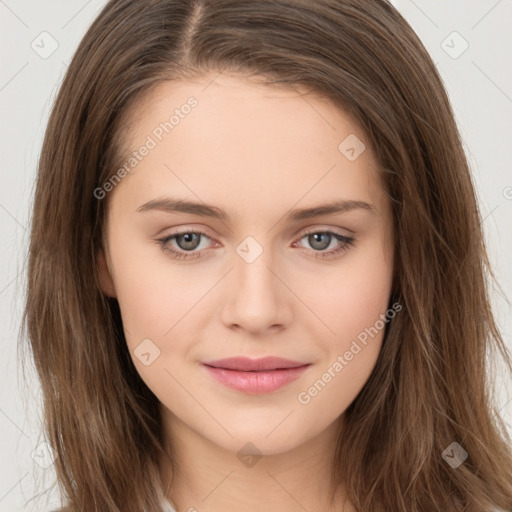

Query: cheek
[107,240,200,393]
[110,226,393,343]
[323,247,392,398]
[108,230,204,339]
[294,238,392,403]
[299,237,393,347]
[298,277,391,413]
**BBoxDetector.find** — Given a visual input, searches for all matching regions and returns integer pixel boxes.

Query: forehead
[121,72,365,151]
[110,73,388,218]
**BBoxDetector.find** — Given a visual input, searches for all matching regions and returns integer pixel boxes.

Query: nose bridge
[221,234,291,332]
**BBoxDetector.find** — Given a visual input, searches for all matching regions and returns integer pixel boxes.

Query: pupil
[309,233,330,250]
[178,233,200,250]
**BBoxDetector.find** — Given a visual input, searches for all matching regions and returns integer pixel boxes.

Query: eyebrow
[136,197,375,221]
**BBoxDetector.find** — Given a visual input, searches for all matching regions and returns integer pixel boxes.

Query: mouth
[201,356,311,394]
[202,356,309,371]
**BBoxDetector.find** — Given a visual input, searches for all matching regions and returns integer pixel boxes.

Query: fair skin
[98,72,394,512]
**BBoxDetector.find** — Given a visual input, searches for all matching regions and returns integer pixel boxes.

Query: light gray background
[1,1,511,511]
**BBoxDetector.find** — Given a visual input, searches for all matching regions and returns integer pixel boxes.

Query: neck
[158,409,354,512]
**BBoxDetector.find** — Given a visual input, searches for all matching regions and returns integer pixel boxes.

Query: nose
[220,244,293,334]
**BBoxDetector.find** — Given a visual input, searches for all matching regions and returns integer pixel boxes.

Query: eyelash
[156,228,355,261]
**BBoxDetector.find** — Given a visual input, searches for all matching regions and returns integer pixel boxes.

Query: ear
[96,247,117,298]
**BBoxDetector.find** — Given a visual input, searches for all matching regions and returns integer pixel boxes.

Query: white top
[162,499,177,512]
[54,503,176,512]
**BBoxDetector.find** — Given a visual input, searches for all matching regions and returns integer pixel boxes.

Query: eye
[156,228,355,261]
[156,230,215,260]
[293,229,355,260]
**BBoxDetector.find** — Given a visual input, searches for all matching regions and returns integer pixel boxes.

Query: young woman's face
[99,73,395,456]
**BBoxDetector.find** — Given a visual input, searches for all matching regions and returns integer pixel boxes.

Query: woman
[22,0,512,510]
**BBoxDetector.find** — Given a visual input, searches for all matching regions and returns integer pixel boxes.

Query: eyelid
[159,225,218,241]
[296,225,353,238]
[156,226,355,261]
[160,224,352,242]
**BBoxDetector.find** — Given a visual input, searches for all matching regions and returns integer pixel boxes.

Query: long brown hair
[21,0,512,510]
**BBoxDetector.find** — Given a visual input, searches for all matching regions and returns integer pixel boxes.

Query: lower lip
[201,364,311,394]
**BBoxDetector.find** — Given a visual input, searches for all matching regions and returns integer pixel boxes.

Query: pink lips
[201,356,311,394]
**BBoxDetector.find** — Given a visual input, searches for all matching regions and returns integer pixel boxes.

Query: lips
[202,356,309,372]
[201,356,311,394]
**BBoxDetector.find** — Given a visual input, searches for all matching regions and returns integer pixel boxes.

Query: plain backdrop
[1,1,511,511]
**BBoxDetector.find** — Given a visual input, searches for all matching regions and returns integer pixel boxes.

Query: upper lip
[202,356,310,371]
